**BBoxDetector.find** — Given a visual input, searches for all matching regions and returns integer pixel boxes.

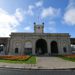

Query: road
[0,68,75,75]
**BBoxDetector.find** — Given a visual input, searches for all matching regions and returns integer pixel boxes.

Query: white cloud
[25,5,34,16]
[24,26,31,31]
[35,1,43,7]
[44,21,56,33]
[63,0,75,26]
[15,8,24,21]
[64,9,75,25]
[41,7,60,18]
[48,21,56,32]
[26,1,43,16]
[67,0,75,9]
[0,8,24,37]
[49,27,56,33]
[49,21,56,26]
[28,5,34,10]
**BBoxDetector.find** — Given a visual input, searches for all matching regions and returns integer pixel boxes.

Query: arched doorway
[51,41,58,55]
[35,39,47,55]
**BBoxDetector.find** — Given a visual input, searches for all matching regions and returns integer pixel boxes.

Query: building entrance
[35,39,47,55]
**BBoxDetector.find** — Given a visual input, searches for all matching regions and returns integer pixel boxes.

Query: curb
[0,66,75,70]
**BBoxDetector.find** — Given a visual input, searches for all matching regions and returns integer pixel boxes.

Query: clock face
[36,26,42,33]
[35,25,43,33]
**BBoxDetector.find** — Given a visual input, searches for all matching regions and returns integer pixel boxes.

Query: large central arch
[35,39,47,55]
[51,41,58,55]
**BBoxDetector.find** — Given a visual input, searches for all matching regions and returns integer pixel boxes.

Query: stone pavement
[0,57,75,69]
[36,57,75,69]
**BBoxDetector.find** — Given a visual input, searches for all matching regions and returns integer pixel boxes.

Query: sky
[0,0,75,37]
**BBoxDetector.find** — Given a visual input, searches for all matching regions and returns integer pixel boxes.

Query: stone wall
[8,33,71,55]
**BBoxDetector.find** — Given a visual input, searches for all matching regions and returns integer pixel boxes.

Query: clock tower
[34,22,44,33]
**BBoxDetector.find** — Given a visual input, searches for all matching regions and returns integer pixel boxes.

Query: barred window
[15,48,18,53]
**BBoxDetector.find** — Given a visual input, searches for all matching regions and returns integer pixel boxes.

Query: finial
[42,22,44,28]
[34,22,36,25]
[42,22,44,25]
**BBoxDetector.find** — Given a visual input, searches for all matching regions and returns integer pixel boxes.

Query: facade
[0,23,72,55]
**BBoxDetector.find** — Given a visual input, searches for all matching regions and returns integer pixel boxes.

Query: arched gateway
[51,41,58,55]
[35,39,48,55]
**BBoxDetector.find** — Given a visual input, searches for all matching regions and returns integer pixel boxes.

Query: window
[24,48,32,55]
[63,47,67,53]
[24,41,32,55]
[0,44,4,52]
[15,48,18,53]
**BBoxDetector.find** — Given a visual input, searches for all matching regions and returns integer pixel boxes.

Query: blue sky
[0,0,75,37]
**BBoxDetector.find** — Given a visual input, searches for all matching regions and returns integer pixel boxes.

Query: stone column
[47,40,51,55]
[67,38,71,54]
[6,39,10,55]
[9,39,13,55]
[58,39,64,55]
[21,41,25,55]
[19,41,22,55]
[32,40,36,55]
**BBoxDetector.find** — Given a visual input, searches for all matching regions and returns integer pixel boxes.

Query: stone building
[0,23,73,55]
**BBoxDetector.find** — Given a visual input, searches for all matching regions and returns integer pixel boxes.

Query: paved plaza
[0,57,75,69]
[36,57,75,69]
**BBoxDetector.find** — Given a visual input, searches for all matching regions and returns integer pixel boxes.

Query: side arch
[51,41,58,55]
